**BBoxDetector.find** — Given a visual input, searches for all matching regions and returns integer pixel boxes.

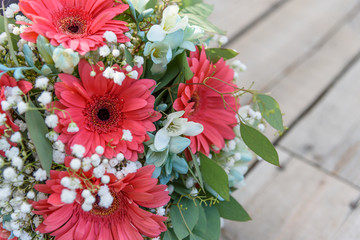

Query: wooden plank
[207,0,287,39]
[229,0,360,92]
[263,12,360,141]
[222,153,359,240]
[331,199,360,240]
[279,57,360,187]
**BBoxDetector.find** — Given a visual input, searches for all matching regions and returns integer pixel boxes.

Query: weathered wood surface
[279,56,360,188]
[206,0,360,239]
[222,150,359,240]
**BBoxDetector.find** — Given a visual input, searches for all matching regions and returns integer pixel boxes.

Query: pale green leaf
[216,195,251,222]
[205,48,238,63]
[256,94,284,131]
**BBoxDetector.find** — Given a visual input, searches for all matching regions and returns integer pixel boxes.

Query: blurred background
[206,0,360,239]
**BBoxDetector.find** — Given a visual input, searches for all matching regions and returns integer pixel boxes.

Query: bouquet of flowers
[0,0,285,239]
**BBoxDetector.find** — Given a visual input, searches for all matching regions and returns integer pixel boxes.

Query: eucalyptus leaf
[154,59,180,92]
[162,228,178,240]
[25,102,53,175]
[171,198,200,239]
[189,149,204,190]
[23,44,34,67]
[177,51,193,81]
[240,122,279,166]
[256,94,284,131]
[199,153,229,201]
[216,195,251,222]
[205,48,238,63]
[124,48,134,67]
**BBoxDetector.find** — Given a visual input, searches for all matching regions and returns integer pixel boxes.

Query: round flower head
[18,0,130,55]
[52,59,160,160]
[32,165,170,240]
[173,48,240,155]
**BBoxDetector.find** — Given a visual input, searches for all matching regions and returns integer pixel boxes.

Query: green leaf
[216,195,251,222]
[181,0,203,9]
[203,205,221,240]
[145,0,157,9]
[205,48,238,63]
[178,51,193,81]
[124,48,134,67]
[199,153,229,201]
[154,60,180,92]
[193,205,207,234]
[181,4,225,35]
[256,94,284,131]
[25,102,53,175]
[188,149,204,191]
[171,198,200,239]
[240,122,279,166]
[162,228,178,240]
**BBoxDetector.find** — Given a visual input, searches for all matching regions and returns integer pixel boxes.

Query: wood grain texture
[279,56,360,188]
[206,0,287,39]
[263,12,360,141]
[228,0,360,92]
[222,152,359,240]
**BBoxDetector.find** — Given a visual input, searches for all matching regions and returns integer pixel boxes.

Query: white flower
[116,153,124,161]
[26,191,35,199]
[70,158,82,171]
[37,91,52,105]
[103,31,117,43]
[71,144,85,158]
[0,113,7,125]
[1,100,12,111]
[90,71,96,77]
[53,140,64,152]
[10,132,21,143]
[91,154,101,166]
[156,207,165,216]
[154,111,203,151]
[9,3,19,11]
[231,60,247,72]
[45,114,58,128]
[33,168,47,181]
[61,189,77,204]
[103,67,115,79]
[53,150,65,164]
[4,8,15,18]
[109,158,119,167]
[127,70,138,79]
[122,129,133,141]
[185,177,195,189]
[147,5,188,42]
[35,76,49,89]
[20,202,32,213]
[16,101,28,114]
[99,45,111,57]
[99,193,113,208]
[0,185,12,200]
[81,189,92,199]
[81,157,91,171]
[82,203,93,211]
[93,165,106,178]
[11,156,23,170]
[0,32,7,44]
[134,56,144,68]
[125,65,132,72]
[52,47,80,74]
[6,147,19,159]
[113,71,126,85]
[95,146,104,155]
[98,185,110,196]
[123,162,137,175]
[67,122,79,132]
[0,138,11,152]
[112,49,120,57]
[101,175,110,184]
[3,167,17,181]
[218,36,228,46]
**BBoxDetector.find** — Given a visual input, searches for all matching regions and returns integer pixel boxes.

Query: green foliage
[25,102,53,175]
[189,149,204,191]
[181,0,204,9]
[124,48,134,67]
[199,153,229,201]
[216,195,251,222]
[187,205,221,240]
[205,48,238,63]
[256,94,284,132]
[170,197,200,239]
[181,3,225,35]
[240,122,279,166]
[162,228,178,240]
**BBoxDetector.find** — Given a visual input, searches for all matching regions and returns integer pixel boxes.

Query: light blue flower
[52,46,80,74]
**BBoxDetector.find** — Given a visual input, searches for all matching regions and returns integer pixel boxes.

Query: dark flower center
[84,94,124,134]
[54,7,92,37]
[97,108,110,121]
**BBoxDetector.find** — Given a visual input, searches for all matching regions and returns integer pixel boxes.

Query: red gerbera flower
[52,59,160,160]
[173,48,239,155]
[32,165,170,240]
[18,0,130,55]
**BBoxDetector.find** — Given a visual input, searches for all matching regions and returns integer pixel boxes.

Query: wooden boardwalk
[207,0,360,239]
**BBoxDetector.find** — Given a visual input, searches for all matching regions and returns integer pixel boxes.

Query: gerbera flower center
[89,192,126,217]
[188,92,201,116]
[84,94,124,134]
[54,7,92,37]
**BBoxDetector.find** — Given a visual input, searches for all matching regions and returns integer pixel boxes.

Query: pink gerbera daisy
[173,48,239,155]
[32,165,170,240]
[18,0,130,55]
[52,59,160,160]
